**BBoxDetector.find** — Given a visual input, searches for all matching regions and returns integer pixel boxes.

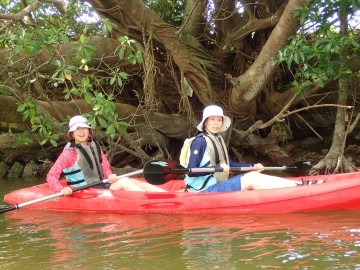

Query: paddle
[143,160,312,185]
[0,169,143,214]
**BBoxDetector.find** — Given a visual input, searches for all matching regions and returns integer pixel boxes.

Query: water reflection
[1,209,360,269]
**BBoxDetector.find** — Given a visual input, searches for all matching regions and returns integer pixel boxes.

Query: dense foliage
[0,0,359,173]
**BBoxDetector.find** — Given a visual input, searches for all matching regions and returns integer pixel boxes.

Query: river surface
[1,178,360,270]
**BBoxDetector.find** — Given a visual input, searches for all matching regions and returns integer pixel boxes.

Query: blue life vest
[185,133,230,192]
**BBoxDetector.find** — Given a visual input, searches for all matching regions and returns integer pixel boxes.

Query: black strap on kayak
[186,175,213,192]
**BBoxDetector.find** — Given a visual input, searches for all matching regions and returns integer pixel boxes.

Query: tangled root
[309,154,357,175]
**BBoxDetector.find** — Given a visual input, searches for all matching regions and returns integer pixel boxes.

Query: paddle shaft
[0,169,143,214]
[172,166,292,174]
[143,160,312,185]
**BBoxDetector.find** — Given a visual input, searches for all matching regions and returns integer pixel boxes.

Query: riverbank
[0,136,359,179]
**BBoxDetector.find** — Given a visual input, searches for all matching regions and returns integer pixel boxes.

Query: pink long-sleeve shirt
[46,147,113,192]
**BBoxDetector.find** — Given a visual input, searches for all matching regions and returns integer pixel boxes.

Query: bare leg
[241,172,299,190]
[110,177,167,192]
[130,179,167,192]
[110,177,145,191]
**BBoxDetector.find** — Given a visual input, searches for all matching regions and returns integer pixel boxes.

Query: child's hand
[108,174,118,183]
[61,186,73,195]
[253,163,264,172]
[220,164,230,173]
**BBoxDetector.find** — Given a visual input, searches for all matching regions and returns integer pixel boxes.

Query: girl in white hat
[184,105,322,192]
[47,115,166,195]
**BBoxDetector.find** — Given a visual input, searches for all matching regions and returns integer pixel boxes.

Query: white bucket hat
[196,105,231,132]
[67,115,92,138]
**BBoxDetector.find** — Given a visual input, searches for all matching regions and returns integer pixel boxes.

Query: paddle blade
[143,160,186,185]
[286,160,312,171]
[0,205,17,214]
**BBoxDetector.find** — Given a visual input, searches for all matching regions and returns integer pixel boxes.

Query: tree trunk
[309,3,357,174]
[228,0,310,116]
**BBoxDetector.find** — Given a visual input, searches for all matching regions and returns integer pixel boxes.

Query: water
[1,178,360,269]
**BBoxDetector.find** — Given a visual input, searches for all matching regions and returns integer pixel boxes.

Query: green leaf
[0,86,7,95]
[98,117,107,128]
[106,124,115,137]
[17,103,26,112]
[80,33,85,43]
[84,44,97,52]
[118,48,125,60]
[40,138,48,145]
[93,104,102,111]
[118,121,127,133]
[55,60,62,67]
[118,72,128,79]
[117,77,123,87]
[50,139,58,147]
[110,76,116,85]
[13,44,23,54]
[294,52,299,64]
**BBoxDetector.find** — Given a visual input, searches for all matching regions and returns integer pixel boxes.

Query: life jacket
[184,133,230,192]
[62,139,104,187]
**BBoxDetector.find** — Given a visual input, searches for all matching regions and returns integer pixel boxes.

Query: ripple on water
[1,209,360,269]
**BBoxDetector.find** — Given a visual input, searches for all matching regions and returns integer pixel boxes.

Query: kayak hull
[4,172,360,213]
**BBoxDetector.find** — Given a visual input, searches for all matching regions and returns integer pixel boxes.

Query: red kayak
[3,172,360,213]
